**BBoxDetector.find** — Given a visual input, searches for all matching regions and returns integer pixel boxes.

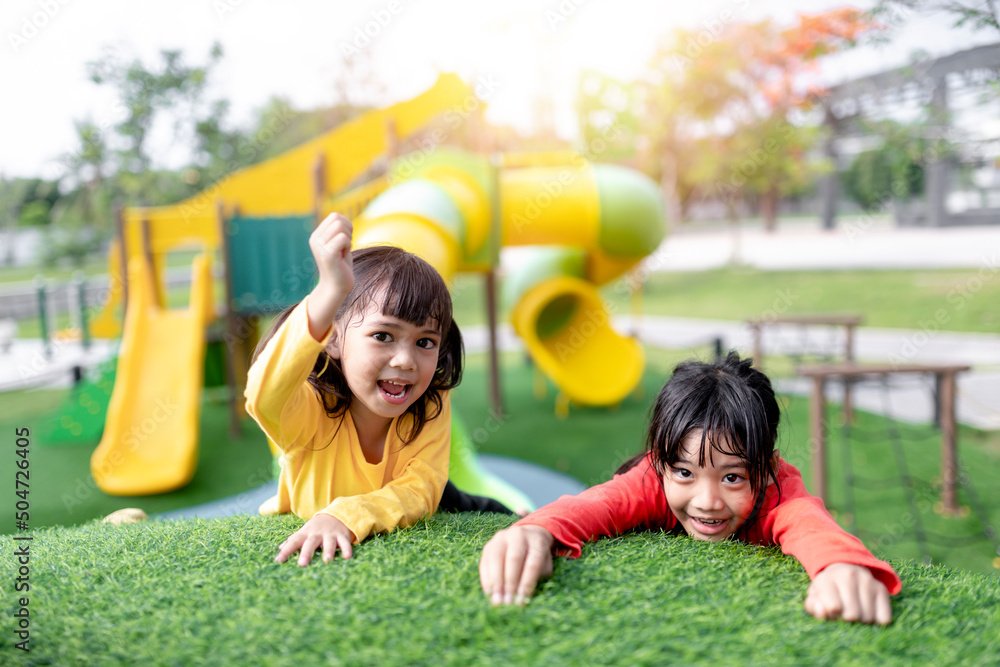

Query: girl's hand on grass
[805,562,892,625]
[275,512,356,567]
[305,213,354,341]
[479,525,555,606]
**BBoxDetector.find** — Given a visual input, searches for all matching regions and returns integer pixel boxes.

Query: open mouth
[689,516,729,535]
[377,380,412,405]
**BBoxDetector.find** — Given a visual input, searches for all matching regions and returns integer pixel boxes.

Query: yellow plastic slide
[90,254,213,495]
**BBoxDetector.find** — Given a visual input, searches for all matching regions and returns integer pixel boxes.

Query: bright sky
[0,0,990,179]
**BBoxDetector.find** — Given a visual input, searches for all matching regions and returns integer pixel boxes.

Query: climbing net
[827,372,999,571]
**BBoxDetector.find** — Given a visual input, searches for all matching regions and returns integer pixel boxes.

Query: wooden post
[809,375,827,503]
[843,323,856,425]
[218,201,242,436]
[140,217,158,307]
[939,370,958,514]
[486,152,504,418]
[385,118,400,161]
[116,205,129,311]
[486,269,503,418]
[313,154,326,223]
[750,323,763,370]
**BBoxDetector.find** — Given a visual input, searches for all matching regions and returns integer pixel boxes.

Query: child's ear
[325,328,342,360]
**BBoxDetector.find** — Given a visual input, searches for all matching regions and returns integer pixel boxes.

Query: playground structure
[87,73,666,498]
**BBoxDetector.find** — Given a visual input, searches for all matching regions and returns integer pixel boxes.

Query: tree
[871,1,1000,37]
[576,70,644,164]
[642,8,874,231]
[85,43,226,203]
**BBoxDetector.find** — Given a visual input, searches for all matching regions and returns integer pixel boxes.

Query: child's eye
[372,332,392,342]
[723,473,746,484]
[670,466,692,479]
[416,338,438,350]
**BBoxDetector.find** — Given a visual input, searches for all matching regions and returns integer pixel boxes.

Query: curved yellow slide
[90,255,213,495]
[510,276,644,408]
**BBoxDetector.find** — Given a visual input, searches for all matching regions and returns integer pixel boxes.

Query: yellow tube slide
[355,151,664,408]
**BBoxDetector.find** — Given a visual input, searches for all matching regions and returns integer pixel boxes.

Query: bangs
[379,265,452,332]
[342,246,453,334]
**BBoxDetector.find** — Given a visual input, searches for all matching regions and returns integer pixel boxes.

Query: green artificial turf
[3,513,997,665]
[0,387,272,533]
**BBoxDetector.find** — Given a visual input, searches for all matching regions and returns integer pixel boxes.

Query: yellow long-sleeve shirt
[244,301,450,543]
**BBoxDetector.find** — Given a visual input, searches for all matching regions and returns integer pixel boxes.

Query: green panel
[364,179,466,247]
[226,215,316,314]
[595,164,666,257]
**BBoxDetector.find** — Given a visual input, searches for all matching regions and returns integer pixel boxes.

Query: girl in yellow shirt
[245,213,507,566]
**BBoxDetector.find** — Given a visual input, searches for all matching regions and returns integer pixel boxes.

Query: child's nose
[390,345,417,370]
[693,483,724,511]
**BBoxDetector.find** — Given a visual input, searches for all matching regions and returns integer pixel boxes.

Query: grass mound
[8,514,998,666]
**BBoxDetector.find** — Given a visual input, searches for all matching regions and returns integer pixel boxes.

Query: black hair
[254,245,463,443]
[617,351,781,530]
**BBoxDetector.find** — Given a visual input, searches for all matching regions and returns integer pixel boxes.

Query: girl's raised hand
[275,512,357,567]
[479,525,555,606]
[805,562,892,625]
[306,213,354,340]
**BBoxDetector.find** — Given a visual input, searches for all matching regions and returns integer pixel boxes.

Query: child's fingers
[478,537,505,603]
[502,537,530,605]
[874,586,892,625]
[274,534,304,564]
[857,581,877,624]
[316,212,352,238]
[514,546,551,605]
[297,534,322,567]
[322,535,336,563]
[804,580,841,621]
[336,532,353,560]
[324,231,352,260]
[838,582,861,622]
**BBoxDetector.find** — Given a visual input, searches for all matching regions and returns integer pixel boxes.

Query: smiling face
[328,296,442,431]
[662,429,756,542]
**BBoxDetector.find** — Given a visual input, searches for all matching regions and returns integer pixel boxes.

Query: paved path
[647,219,1000,271]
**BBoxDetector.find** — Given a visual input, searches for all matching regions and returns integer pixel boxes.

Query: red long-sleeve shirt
[517,455,902,595]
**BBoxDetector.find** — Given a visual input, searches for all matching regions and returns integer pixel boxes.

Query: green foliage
[871,1,1000,36]
[844,122,930,210]
[87,44,224,175]
[575,70,644,162]
[5,513,997,665]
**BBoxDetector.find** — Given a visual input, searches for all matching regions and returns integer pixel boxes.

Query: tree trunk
[761,187,779,232]
[659,147,682,230]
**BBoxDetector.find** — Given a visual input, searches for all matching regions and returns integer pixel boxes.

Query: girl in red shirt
[479,352,900,624]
